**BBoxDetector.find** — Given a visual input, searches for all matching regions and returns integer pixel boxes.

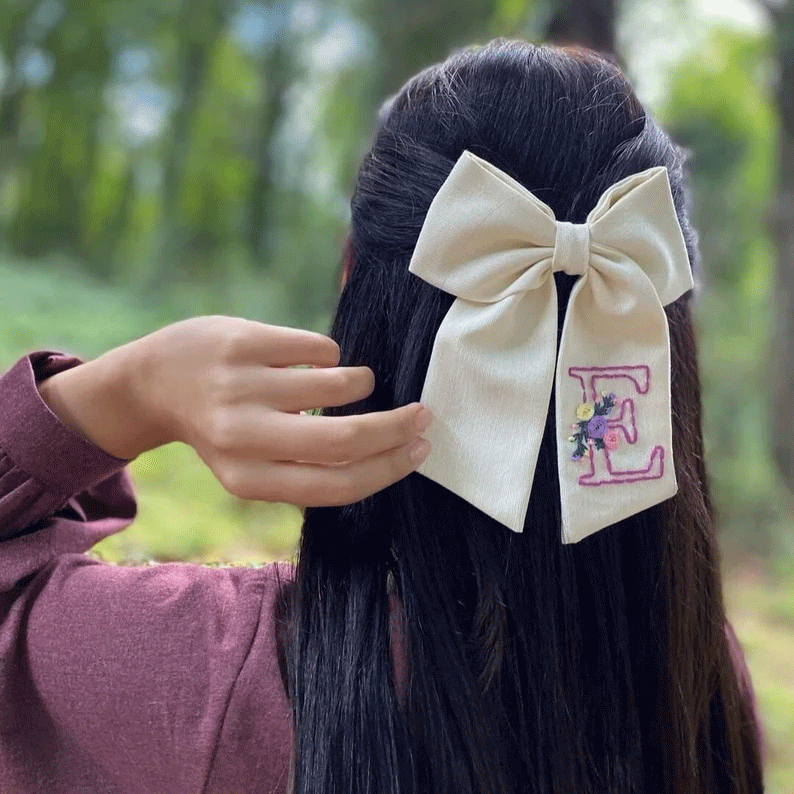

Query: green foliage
[179,34,259,258]
[0,253,303,566]
[661,25,775,287]
[0,254,162,361]
[92,441,301,565]
[0,0,545,320]
[724,565,794,794]
[658,24,794,557]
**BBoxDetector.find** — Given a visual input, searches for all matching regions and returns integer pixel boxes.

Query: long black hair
[284,38,764,794]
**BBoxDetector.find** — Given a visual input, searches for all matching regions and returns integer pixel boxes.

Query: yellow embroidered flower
[575,402,594,421]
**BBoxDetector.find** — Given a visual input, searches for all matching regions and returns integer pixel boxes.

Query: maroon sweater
[0,350,762,793]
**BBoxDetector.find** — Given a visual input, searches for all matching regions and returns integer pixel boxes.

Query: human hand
[128,315,431,506]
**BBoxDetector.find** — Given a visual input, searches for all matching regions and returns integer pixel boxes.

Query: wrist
[37,343,171,460]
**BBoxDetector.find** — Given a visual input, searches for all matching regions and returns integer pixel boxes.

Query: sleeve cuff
[0,350,133,497]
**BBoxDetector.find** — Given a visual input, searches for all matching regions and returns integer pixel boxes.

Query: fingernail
[415,407,433,432]
[409,439,430,464]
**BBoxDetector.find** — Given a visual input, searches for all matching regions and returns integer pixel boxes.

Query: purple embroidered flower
[587,415,608,439]
[568,392,619,462]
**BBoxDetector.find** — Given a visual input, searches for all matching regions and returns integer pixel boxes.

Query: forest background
[0,0,793,789]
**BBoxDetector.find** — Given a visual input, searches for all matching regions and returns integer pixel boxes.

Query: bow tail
[415,283,559,532]
[554,269,679,544]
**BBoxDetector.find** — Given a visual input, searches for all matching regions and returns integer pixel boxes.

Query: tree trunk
[6,3,111,263]
[545,0,618,60]
[362,0,499,101]
[767,0,794,491]
[147,0,224,296]
[245,41,291,263]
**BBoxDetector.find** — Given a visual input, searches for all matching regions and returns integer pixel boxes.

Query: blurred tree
[659,23,782,547]
[9,0,111,264]
[267,0,541,325]
[545,0,618,57]
[357,0,502,101]
[151,0,225,290]
[245,31,292,262]
[661,27,773,292]
[180,34,258,268]
[759,0,794,493]
[0,0,36,228]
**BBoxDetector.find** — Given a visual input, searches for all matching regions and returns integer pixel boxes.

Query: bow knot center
[552,221,590,277]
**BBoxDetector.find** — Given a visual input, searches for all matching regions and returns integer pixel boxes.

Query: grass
[725,564,794,793]
[93,441,302,565]
[1,254,792,788]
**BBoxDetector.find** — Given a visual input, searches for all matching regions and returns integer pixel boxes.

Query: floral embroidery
[587,415,608,438]
[575,402,594,421]
[570,392,617,461]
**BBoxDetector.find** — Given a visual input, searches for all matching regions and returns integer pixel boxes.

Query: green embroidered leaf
[569,393,618,460]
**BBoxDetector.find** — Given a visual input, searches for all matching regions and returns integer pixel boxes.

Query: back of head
[286,38,763,794]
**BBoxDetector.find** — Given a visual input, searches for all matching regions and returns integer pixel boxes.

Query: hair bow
[407,150,694,543]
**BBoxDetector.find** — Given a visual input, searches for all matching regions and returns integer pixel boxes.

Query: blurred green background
[1,0,793,789]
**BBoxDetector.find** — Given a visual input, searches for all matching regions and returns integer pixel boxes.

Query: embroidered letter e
[568,365,664,486]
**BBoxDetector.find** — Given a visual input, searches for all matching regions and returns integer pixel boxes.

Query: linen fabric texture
[408,150,695,543]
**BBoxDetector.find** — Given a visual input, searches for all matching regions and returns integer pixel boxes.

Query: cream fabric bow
[407,150,694,543]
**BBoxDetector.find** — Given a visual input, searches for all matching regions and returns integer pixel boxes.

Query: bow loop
[408,152,558,304]
[407,150,694,543]
[587,166,693,304]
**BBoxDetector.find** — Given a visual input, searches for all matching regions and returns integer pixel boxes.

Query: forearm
[37,342,169,461]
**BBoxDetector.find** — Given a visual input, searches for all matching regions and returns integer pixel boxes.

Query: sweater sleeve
[0,351,292,794]
[0,350,138,573]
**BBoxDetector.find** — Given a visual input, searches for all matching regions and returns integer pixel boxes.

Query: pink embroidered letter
[568,365,664,486]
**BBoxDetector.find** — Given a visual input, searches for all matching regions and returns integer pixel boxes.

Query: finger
[227,437,432,505]
[266,366,376,411]
[217,365,375,411]
[272,403,431,463]
[219,402,432,463]
[229,321,341,368]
